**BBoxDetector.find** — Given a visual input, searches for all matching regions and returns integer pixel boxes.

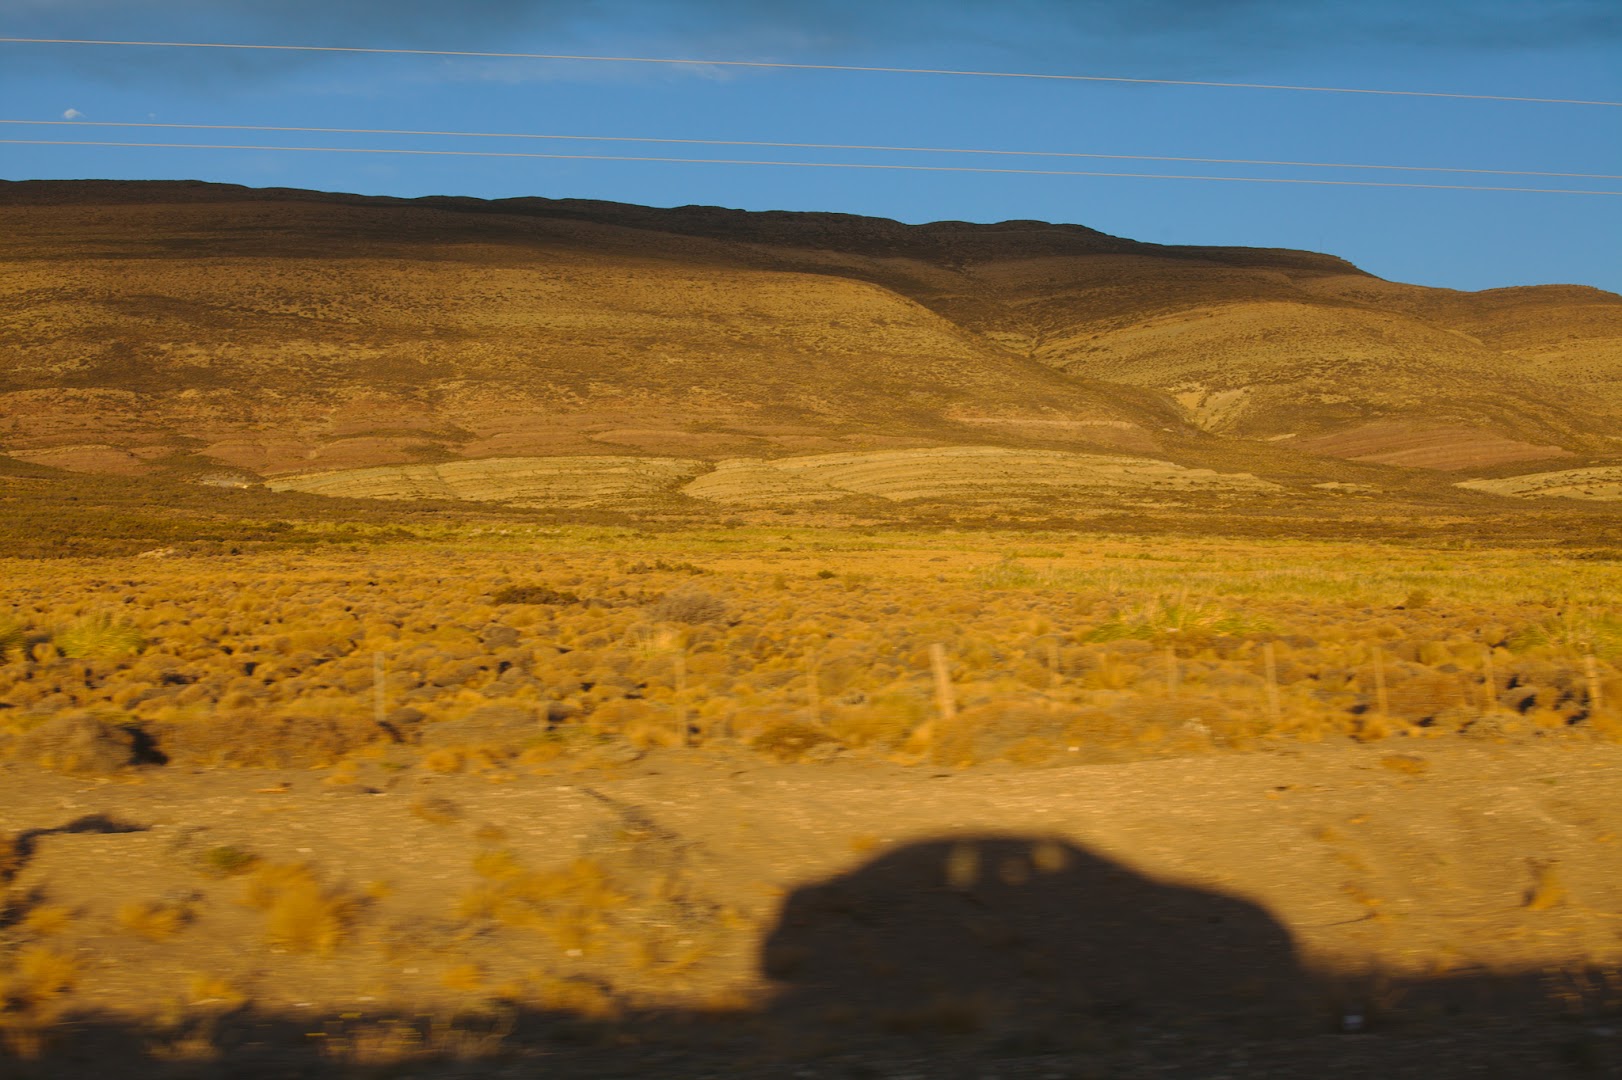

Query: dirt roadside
[5,740,1622,1077]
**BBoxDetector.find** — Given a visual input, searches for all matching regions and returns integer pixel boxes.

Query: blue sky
[3,0,1619,293]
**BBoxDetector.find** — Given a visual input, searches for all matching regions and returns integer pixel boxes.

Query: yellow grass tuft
[409,796,463,825]
[117,899,192,941]
[0,614,27,661]
[528,971,621,1019]
[1525,860,1568,911]
[322,760,361,787]
[441,962,486,993]
[518,741,565,767]
[472,848,525,881]
[198,845,261,878]
[19,904,73,937]
[7,947,78,997]
[1352,712,1411,742]
[241,862,358,955]
[54,613,146,659]
[421,747,467,774]
[186,974,248,1009]
[751,720,841,762]
[455,852,626,952]
[0,946,79,1058]
[623,709,685,750]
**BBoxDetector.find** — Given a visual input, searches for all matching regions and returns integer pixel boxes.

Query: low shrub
[0,946,78,1057]
[116,898,192,941]
[751,720,843,762]
[14,714,136,776]
[627,559,707,576]
[54,614,145,660]
[1508,610,1622,661]
[930,701,1072,767]
[0,615,27,660]
[649,589,729,626]
[199,845,261,878]
[491,584,581,605]
[241,862,359,955]
[455,853,626,953]
[1085,596,1269,643]
[0,832,18,881]
[148,711,387,768]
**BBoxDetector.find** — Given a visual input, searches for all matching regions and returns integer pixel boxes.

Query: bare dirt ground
[7,739,1622,1077]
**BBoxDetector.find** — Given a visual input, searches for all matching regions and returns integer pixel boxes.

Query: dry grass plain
[6,523,1622,1077]
[6,180,1622,1075]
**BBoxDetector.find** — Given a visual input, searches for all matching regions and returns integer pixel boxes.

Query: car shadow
[4,833,1615,1077]
[759,833,1312,1043]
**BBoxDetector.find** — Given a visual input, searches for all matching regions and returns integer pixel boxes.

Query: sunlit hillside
[3,180,1619,513]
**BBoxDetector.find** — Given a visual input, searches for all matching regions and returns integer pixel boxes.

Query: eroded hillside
[2,180,1619,506]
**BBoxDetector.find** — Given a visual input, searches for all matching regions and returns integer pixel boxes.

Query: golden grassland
[3,524,1620,775]
[6,524,1622,1074]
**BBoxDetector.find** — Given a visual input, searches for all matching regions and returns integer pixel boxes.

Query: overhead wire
[4,119,1618,182]
[5,138,1618,196]
[3,36,1620,107]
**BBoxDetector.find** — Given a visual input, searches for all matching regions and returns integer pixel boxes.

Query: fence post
[373,651,386,727]
[674,645,690,747]
[806,647,821,725]
[1372,647,1390,718]
[930,643,956,724]
[1263,641,1283,728]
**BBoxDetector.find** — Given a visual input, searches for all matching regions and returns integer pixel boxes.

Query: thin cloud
[62,107,83,119]
[435,55,748,88]
[5,0,1620,89]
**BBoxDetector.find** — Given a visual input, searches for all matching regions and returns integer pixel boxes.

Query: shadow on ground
[6,835,1619,1078]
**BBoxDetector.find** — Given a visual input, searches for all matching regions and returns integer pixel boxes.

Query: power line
[4,36,1619,108]
[7,119,1617,181]
[6,138,1618,196]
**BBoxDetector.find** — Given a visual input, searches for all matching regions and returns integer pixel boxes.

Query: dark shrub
[16,714,136,776]
[650,589,729,626]
[491,585,580,605]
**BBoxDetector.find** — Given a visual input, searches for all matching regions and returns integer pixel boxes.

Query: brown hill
[1,179,1617,503]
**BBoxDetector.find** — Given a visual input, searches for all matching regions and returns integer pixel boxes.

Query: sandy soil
[7,740,1622,1077]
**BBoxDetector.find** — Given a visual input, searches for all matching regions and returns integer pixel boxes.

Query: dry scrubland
[4,527,1621,774]
[9,184,1622,1075]
[4,528,1622,1075]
